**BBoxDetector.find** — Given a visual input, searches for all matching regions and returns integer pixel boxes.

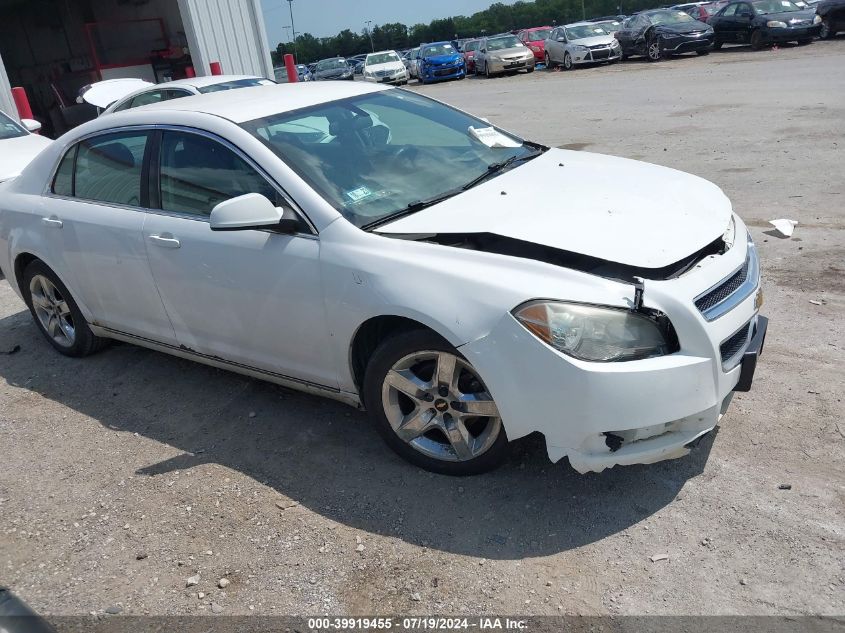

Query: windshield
[597,20,623,31]
[526,29,552,41]
[463,40,480,51]
[317,59,348,71]
[422,43,456,56]
[753,0,801,11]
[366,52,401,65]
[648,10,696,23]
[565,24,610,38]
[198,78,274,93]
[0,111,27,140]
[487,35,522,50]
[241,90,542,228]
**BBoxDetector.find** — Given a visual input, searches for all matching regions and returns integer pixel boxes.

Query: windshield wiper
[362,188,464,231]
[461,145,546,191]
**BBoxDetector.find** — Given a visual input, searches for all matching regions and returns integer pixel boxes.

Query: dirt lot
[1,41,843,619]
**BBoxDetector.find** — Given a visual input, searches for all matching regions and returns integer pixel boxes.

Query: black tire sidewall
[22,260,100,357]
[362,329,509,476]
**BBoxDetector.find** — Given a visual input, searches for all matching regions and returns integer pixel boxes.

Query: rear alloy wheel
[364,330,508,475]
[647,36,663,61]
[544,52,556,69]
[563,52,574,70]
[22,260,106,357]
[750,30,765,50]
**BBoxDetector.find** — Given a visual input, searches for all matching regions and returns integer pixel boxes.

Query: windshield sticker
[468,126,522,149]
[345,186,374,203]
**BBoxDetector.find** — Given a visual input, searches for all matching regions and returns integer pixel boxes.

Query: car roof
[130,81,391,124]
[564,21,606,26]
[520,25,553,31]
[366,50,399,56]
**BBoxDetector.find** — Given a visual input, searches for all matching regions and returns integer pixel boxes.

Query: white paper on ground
[769,218,798,237]
[468,126,522,148]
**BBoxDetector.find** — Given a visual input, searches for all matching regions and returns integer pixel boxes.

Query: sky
[259,0,519,44]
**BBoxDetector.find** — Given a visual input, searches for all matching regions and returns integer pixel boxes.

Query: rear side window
[52,147,76,196]
[74,132,149,206]
[158,130,278,217]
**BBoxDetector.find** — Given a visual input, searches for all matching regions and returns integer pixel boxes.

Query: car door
[615,19,637,53]
[546,29,562,62]
[733,2,756,42]
[712,3,742,40]
[141,127,336,388]
[45,130,177,342]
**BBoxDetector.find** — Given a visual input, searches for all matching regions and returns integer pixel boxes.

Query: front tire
[647,36,663,61]
[22,260,107,357]
[712,38,724,50]
[750,29,765,50]
[819,19,832,39]
[484,62,492,78]
[563,52,574,70]
[363,329,509,476]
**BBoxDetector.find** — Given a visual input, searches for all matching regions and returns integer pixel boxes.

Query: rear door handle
[148,234,181,249]
[41,216,63,229]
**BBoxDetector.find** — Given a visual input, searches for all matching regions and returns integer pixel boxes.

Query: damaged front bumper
[461,232,766,474]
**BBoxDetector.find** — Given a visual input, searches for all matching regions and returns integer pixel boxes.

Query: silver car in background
[544,22,623,70]
[475,34,536,77]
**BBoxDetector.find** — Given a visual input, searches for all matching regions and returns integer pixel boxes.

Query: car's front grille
[720,321,751,368]
[695,259,749,313]
[591,49,611,59]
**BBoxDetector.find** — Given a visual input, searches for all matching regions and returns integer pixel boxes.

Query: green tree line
[270,0,668,65]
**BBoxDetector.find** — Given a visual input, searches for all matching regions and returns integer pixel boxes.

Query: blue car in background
[417,41,466,84]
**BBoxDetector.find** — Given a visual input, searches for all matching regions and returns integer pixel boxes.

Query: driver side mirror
[210,193,301,233]
[22,118,41,133]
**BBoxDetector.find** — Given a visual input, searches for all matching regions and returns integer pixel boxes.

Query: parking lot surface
[1,41,843,617]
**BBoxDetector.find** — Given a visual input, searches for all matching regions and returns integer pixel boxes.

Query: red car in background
[463,39,481,73]
[673,0,730,21]
[517,26,554,62]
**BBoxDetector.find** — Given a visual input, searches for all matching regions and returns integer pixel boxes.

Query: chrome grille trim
[694,243,759,321]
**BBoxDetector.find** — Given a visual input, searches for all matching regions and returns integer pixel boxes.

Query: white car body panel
[0,133,53,183]
[379,149,732,269]
[0,83,764,474]
[80,78,154,108]
[363,60,408,83]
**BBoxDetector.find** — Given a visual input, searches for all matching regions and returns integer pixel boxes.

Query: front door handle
[41,216,63,229]
[148,234,181,249]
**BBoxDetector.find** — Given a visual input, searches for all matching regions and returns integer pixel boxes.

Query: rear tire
[363,329,509,476]
[712,38,724,50]
[544,52,556,69]
[22,260,107,358]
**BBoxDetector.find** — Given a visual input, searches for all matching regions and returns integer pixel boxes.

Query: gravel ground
[1,40,843,619]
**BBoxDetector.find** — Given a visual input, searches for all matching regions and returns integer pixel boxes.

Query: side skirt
[89,324,362,409]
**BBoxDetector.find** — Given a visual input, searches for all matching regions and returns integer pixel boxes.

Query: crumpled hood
[761,9,817,22]
[377,149,733,269]
[0,134,53,183]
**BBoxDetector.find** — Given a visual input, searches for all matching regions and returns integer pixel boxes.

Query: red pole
[209,61,223,75]
[11,87,34,120]
[284,54,298,83]
[185,66,196,78]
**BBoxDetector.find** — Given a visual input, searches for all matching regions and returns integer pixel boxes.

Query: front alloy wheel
[750,30,764,50]
[647,37,663,61]
[563,52,574,70]
[364,330,508,475]
[29,275,75,348]
[819,19,831,39]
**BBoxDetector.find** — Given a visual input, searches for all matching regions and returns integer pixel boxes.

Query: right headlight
[767,20,788,27]
[513,301,675,362]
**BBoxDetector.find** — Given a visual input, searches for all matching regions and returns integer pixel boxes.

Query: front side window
[158,130,277,217]
[0,111,27,140]
[74,132,149,206]
[242,90,542,229]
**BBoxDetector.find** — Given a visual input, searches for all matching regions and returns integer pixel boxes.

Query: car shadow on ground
[0,309,715,560]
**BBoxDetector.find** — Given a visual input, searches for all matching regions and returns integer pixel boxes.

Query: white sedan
[98,75,275,114]
[0,82,767,475]
[0,110,52,183]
